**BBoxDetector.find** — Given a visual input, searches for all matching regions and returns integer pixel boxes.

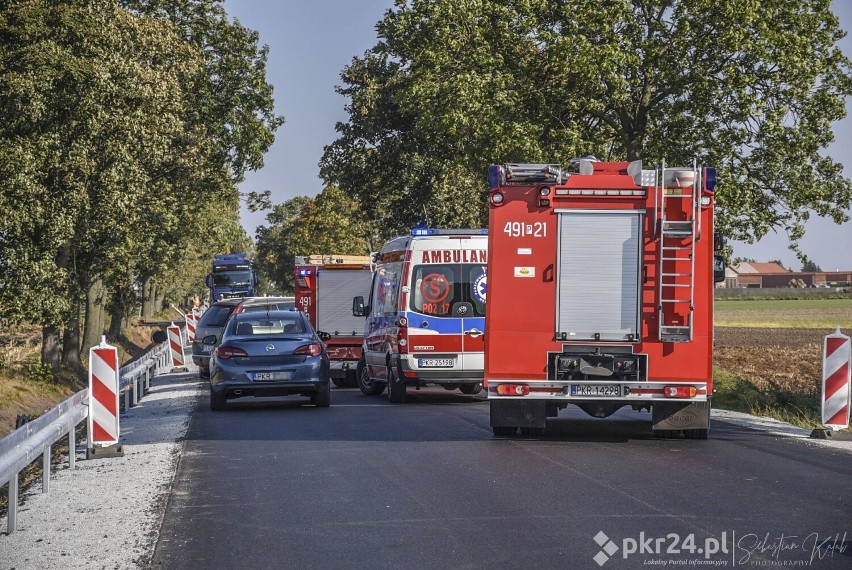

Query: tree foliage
[321,0,852,251]
[255,186,371,294]
[0,0,281,369]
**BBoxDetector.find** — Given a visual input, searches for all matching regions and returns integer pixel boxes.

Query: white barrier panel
[822,327,851,430]
[88,337,119,447]
[168,323,185,369]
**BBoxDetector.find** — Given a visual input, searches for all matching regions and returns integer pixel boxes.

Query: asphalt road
[150,387,852,570]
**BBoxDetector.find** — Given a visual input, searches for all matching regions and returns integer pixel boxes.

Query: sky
[225,0,852,272]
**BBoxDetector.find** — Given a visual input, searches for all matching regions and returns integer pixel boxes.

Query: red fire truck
[294,255,373,387]
[484,160,725,438]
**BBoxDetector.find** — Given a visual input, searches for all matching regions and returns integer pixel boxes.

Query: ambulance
[352,228,489,402]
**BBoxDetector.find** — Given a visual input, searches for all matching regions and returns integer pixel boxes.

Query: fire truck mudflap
[485,160,723,439]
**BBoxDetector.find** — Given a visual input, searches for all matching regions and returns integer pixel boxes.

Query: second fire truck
[485,160,725,438]
[295,255,373,387]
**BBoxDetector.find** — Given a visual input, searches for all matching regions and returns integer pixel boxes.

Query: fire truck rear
[485,160,724,438]
[294,255,373,387]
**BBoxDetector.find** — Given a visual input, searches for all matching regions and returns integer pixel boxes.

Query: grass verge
[713,365,831,430]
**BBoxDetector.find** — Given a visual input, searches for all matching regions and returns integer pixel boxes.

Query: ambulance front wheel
[357,359,386,396]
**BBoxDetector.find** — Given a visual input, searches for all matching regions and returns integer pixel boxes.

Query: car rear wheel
[387,364,406,403]
[210,387,226,411]
[357,359,385,396]
[312,382,331,407]
[459,383,482,395]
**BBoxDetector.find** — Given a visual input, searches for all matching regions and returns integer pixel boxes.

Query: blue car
[206,310,331,410]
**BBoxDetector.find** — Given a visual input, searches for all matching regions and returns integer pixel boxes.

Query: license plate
[418,358,455,368]
[202,344,214,353]
[253,371,290,381]
[571,384,621,397]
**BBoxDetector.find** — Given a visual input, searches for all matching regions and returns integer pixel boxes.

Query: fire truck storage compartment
[556,210,643,342]
[316,269,372,335]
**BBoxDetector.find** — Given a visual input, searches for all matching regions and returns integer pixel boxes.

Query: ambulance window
[409,265,458,316]
[466,265,487,317]
[375,264,401,316]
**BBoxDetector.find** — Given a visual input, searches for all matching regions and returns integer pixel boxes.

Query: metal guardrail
[0,340,171,534]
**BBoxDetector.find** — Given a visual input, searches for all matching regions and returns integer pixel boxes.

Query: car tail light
[496,384,530,396]
[294,343,323,357]
[217,345,248,359]
[663,385,697,398]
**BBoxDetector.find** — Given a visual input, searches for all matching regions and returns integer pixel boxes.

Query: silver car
[207,310,331,410]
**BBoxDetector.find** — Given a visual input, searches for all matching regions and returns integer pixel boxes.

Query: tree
[801,260,822,272]
[255,187,371,294]
[321,0,852,254]
[0,0,282,370]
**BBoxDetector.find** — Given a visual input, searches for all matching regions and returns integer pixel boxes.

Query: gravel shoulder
[0,366,203,570]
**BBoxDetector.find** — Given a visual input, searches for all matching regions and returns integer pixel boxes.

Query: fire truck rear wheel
[684,428,708,440]
[357,359,385,396]
[519,427,544,437]
[492,426,517,436]
[387,364,407,403]
[459,383,482,395]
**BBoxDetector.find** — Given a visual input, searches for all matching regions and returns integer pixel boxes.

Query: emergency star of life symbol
[593,531,619,566]
[473,274,487,303]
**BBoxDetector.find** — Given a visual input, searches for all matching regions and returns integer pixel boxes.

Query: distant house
[722,261,852,288]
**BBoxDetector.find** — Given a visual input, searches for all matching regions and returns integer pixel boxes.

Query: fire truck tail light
[490,192,505,205]
[496,384,530,396]
[663,385,698,398]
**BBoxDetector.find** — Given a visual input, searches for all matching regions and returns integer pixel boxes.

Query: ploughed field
[714,327,823,397]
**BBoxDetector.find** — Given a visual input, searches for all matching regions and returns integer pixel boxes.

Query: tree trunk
[82,278,106,354]
[62,300,84,376]
[41,326,62,371]
[141,275,155,317]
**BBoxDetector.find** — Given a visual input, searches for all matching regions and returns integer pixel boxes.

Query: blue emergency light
[298,268,312,276]
[704,167,717,193]
[410,228,488,237]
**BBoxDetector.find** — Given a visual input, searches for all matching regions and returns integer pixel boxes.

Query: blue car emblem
[265,344,275,352]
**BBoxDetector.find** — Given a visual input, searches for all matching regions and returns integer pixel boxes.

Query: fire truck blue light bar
[410,229,489,236]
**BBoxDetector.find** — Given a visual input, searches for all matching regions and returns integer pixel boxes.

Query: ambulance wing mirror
[352,296,367,317]
[713,256,726,284]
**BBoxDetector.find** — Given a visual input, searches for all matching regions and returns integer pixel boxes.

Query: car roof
[237,296,295,306]
[210,298,243,307]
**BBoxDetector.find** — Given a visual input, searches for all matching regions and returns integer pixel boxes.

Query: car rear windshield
[409,264,486,317]
[231,316,306,336]
[198,304,237,327]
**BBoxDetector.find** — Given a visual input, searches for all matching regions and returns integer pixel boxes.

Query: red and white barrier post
[168,322,187,372]
[812,326,851,439]
[87,336,124,458]
[185,309,197,344]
